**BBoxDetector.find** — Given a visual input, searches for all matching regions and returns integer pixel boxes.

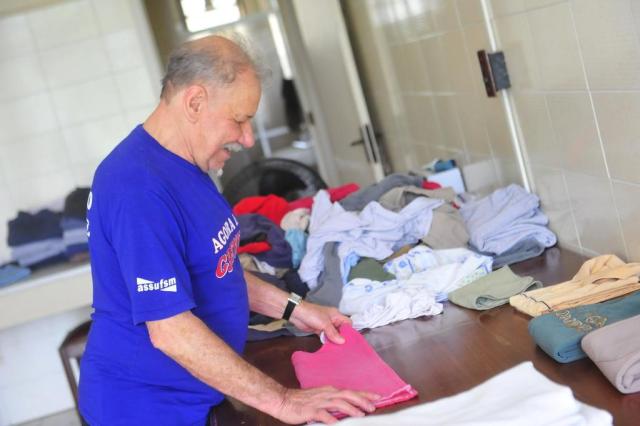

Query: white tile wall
[39,39,111,89]
[104,29,146,72]
[0,132,70,183]
[0,93,58,141]
[62,114,128,165]
[114,68,156,109]
[91,0,135,34]
[0,55,47,100]
[27,0,99,50]
[572,0,640,90]
[51,76,122,126]
[70,163,99,188]
[564,172,627,258]
[7,171,77,216]
[527,2,586,90]
[0,0,162,424]
[0,15,36,59]
[124,104,156,129]
[532,166,580,248]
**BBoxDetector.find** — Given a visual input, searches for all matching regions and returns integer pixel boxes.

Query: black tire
[222,158,327,205]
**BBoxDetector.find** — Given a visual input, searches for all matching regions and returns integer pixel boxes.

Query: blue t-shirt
[79,125,248,426]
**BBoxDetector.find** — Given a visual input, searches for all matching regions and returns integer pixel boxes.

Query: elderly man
[78,36,377,425]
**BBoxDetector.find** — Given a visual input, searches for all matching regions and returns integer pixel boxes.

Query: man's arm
[244,270,350,344]
[147,312,377,424]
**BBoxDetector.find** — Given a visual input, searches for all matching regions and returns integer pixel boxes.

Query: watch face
[290,293,302,304]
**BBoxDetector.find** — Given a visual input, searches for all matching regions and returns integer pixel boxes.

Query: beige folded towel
[509,255,640,316]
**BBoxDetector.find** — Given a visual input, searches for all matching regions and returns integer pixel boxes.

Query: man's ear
[183,85,208,123]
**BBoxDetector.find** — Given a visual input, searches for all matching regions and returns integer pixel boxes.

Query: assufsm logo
[136,277,177,293]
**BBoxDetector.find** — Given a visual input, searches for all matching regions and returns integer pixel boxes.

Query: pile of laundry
[234,173,558,337]
[1,187,91,289]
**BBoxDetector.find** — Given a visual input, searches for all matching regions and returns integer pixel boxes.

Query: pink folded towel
[291,324,418,419]
[581,314,640,394]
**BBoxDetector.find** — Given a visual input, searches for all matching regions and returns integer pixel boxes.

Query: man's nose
[239,121,255,148]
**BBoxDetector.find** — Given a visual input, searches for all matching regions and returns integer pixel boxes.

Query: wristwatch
[282,292,302,321]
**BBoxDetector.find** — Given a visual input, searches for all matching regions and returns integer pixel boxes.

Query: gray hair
[160,33,267,98]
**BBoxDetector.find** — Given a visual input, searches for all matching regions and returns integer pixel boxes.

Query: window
[180,0,241,33]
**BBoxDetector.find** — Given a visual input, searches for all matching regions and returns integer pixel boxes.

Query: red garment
[233,194,289,225]
[237,241,271,255]
[287,183,360,211]
[291,324,417,419]
[422,180,442,190]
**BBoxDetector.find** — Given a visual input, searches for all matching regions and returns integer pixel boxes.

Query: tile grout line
[560,170,585,254]
[455,1,500,184]
[451,1,477,165]
[568,2,629,260]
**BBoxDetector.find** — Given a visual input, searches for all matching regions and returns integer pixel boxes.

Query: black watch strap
[282,292,302,321]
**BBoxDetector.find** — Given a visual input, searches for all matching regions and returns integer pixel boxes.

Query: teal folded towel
[449,265,541,310]
[528,291,640,363]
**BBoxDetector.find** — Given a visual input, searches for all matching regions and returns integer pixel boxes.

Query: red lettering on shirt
[215,233,241,279]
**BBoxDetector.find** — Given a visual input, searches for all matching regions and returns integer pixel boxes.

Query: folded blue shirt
[0,264,31,288]
[528,291,640,363]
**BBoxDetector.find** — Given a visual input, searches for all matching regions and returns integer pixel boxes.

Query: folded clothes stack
[461,184,557,267]
[8,209,65,268]
[528,291,640,363]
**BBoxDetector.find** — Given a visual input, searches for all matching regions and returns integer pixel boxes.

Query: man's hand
[274,386,379,424]
[245,271,352,344]
[289,301,351,344]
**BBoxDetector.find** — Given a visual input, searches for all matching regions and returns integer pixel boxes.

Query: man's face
[192,71,261,172]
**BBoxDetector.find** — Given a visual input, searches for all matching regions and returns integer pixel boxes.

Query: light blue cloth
[285,229,307,269]
[0,264,31,288]
[460,184,556,256]
[61,217,85,231]
[298,190,443,289]
[11,238,66,267]
[528,291,640,363]
[63,227,88,245]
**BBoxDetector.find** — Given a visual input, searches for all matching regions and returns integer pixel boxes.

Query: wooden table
[215,247,640,425]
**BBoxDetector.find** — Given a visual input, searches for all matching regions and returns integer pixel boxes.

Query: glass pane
[180,0,241,32]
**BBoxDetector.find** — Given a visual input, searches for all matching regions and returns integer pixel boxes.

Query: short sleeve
[109,188,195,324]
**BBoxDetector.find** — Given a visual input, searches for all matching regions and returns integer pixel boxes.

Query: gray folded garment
[448,265,541,310]
[471,237,546,269]
[378,186,456,210]
[422,205,469,250]
[581,314,640,394]
[305,242,343,307]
